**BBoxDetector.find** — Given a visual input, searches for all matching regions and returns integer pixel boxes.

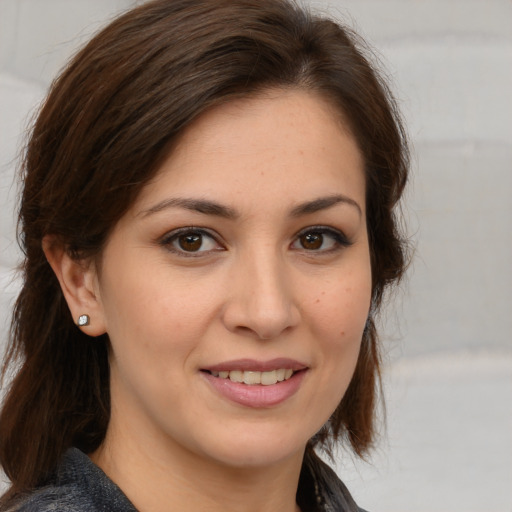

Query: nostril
[221,288,300,340]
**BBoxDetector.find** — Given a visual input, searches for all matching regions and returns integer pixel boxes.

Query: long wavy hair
[0,0,409,501]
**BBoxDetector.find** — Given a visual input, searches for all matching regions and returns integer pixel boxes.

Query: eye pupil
[178,233,202,251]
[301,232,323,250]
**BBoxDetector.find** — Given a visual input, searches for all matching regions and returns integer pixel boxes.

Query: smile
[201,359,308,407]
[208,369,294,385]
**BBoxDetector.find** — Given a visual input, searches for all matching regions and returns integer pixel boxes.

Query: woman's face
[93,90,372,469]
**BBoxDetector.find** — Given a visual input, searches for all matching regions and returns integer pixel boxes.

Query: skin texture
[46,90,372,512]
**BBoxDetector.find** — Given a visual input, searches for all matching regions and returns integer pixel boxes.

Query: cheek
[99,263,221,367]
[307,266,372,388]
[301,277,371,431]
[309,276,371,342]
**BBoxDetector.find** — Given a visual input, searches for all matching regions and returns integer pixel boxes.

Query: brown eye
[178,233,203,252]
[291,227,349,253]
[161,229,221,255]
[300,232,323,250]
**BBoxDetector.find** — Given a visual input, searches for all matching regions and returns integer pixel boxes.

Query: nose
[221,248,300,340]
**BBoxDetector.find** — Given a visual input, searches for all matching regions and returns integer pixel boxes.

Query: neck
[91,426,304,512]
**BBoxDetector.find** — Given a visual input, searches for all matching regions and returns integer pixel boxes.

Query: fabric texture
[3,448,367,512]
[3,449,136,512]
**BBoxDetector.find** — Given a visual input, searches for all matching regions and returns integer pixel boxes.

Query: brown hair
[0,0,408,500]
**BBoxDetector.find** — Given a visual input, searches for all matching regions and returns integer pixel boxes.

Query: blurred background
[0,1,511,510]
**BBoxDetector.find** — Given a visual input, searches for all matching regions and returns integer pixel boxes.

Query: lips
[203,358,307,373]
[201,358,308,408]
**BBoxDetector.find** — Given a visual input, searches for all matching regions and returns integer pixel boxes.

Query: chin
[195,425,309,469]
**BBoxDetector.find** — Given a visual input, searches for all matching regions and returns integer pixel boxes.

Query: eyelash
[159,227,223,258]
[292,225,352,254]
[158,225,352,257]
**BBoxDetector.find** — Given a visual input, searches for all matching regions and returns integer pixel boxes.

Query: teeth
[210,369,295,385]
[228,370,243,383]
[260,370,276,385]
[243,371,261,385]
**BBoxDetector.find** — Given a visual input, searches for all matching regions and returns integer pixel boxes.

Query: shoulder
[3,484,94,512]
[1,448,136,512]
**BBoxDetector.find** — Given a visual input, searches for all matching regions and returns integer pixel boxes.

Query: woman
[0,0,409,510]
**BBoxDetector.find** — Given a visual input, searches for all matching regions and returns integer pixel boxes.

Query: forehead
[175,89,354,160]
[133,89,365,214]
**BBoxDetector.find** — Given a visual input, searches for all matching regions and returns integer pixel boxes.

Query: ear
[42,236,107,337]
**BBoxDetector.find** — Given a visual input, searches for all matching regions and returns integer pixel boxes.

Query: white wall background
[0,1,511,511]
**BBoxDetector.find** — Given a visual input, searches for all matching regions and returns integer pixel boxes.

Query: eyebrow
[140,194,361,219]
[290,194,362,218]
[140,198,238,219]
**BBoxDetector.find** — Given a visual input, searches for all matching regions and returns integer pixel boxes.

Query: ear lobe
[42,236,107,337]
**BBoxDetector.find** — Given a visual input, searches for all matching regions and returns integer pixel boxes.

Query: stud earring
[77,314,90,327]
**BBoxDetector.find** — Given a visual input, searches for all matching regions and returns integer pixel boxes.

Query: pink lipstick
[201,358,308,408]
